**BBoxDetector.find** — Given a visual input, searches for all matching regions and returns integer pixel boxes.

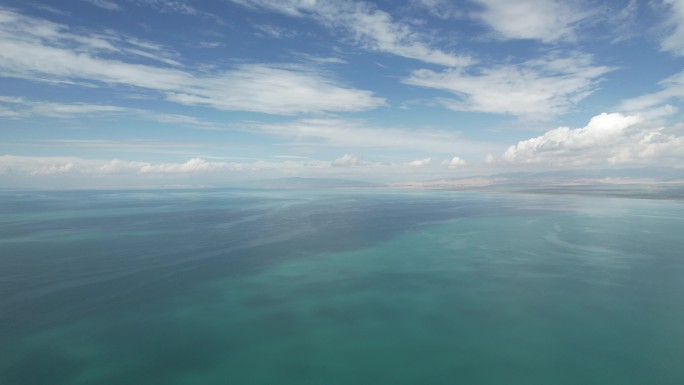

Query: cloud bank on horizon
[1,0,684,186]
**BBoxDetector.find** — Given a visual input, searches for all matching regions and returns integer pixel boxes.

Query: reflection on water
[1,189,683,385]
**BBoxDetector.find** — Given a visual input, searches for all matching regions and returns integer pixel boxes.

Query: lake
[1,188,683,385]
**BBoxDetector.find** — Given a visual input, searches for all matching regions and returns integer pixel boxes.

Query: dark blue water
[1,189,683,384]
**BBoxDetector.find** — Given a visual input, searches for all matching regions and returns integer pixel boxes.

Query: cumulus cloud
[230,0,472,66]
[0,7,383,115]
[0,154,439,177]
[0,155,338,179]
[0,154,494,187]
[472,0,592,43]
[0,156,237,176]
[500,112,684,167]
[442,156,467,168]
[407,158,432,166]
[404,54,612,119]
[332,154,361,167]
[107,158,231,173]
[0,155,94,176]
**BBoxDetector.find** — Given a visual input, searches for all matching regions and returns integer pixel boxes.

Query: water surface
[1,189,683,384]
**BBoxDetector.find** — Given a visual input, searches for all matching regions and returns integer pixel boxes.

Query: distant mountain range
[248,177,377,189]
[390,167,684,200]
[246,168,684,199]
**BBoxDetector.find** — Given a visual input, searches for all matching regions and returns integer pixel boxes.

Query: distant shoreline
[384,182,684,201]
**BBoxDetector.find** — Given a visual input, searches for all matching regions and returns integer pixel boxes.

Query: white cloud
[294,53,348,65]
[0,156,237,175]
[472,0,592,43]
[246,118,499,157]
[0,154,403,178]
[230,0,306,16]
[413,0,465,19]
[83,0,122,11]
[138,111,224,130]
[0,8,181,66]
[196,41,224,49]
[230,0,473,66]
[661,0,684,56]
[131,0,198,15]
[0,107,21,118]
[0,8,383,115]
[0,154,486,186]
[164,65,383,114]
[442,156,467,168]
[407,157,432,166]
[0,155,92,176]
[30,103,127,117]
[0,96,126,117]
[504,113,643,160]
[138,158,230,173]
[405,54,612,118]
[500,112,684,167]
[618,70,684,115]
[40,140,225,157]
[0,95,501,158]
[0,96,25,103]
[0,96,223,129]
[253,24,299,39]
[608,0,639,43]
[332,154,361,167]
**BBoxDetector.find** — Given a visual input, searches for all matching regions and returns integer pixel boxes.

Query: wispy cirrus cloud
[0,96,128,118]
[82,0,122,11]
[130,0,198,15]
[42,139,221,155]
[413,0,466,19]
[0,7,382,115]
[661,0,684,56]
[0,96,224,129]
[163,64,383,114]
[230,0,473,67]
[0,7,182,66]
[618,70,684,116]
[244,117,499,157]
[471,0,593,43]
[414,0,594,43]
[404,53,613,119]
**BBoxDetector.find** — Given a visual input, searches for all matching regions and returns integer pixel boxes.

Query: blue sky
[1,0,684,186]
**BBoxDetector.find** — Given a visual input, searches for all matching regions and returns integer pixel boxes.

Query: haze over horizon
[3,4,684,382]
[2,0,684,187]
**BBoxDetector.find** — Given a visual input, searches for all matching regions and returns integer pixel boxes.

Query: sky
[1,0,684,187]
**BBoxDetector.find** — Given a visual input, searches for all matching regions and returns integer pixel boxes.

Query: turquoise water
[1,189,683,384]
